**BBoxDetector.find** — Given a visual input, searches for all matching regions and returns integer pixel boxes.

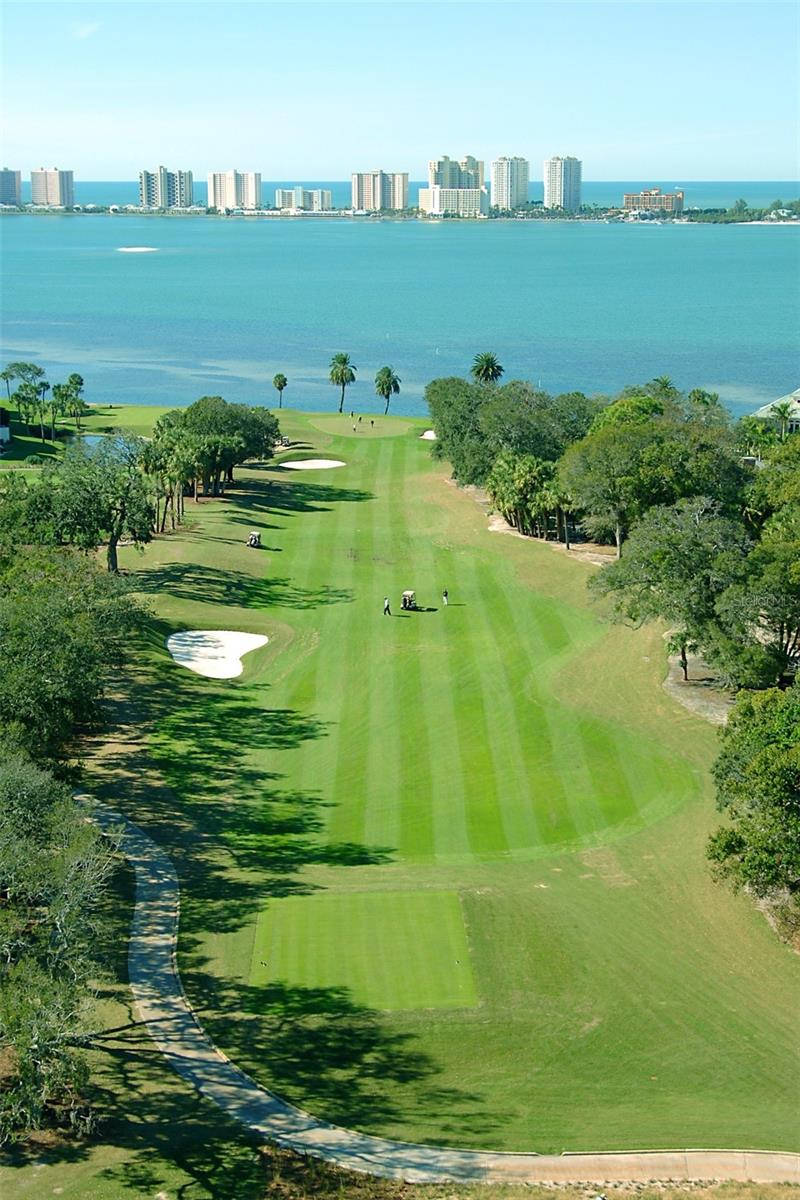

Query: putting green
[122,409,798,1155]
[250,891,477,1011]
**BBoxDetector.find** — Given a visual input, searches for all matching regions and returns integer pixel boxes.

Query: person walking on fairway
[442,588,448,606]
[383,596,391,616]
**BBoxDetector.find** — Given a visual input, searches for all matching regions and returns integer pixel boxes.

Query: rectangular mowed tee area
[250,890,477,1011]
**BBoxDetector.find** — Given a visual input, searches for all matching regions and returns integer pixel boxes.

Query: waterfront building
[207,170,261,210]
[0,168,21,206]
[421,154,487,216]
[417,185,489,217]
[750,387,800,435]
[274,187,333,211]
[139,167,194,209]
[490,157,530,209]
[428,155,484,189]
[351,170,409,211]
[623,187,685,214]
[543,156,582,211]
[30,167,74,207]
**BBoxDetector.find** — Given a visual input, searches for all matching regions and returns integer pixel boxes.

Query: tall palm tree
[471,352,504,385]
[272,373,288,408]
[65,374,87,429]
[374,366,401,415]
[0,367,17,404]
[329,353,356,413]
[650,375,679,398]
[770,400,794,441]
[50,382,70,441]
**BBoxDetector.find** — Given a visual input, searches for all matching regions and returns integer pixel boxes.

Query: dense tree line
[0,548,143,1143]
[0,392,280,571]
[0,361,90,441]
[0,385,281,1142]
[427,365,799,935]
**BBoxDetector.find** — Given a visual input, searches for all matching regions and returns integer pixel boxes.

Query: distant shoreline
[2,208,798,226]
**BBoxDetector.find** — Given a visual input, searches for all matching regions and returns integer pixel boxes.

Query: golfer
[442,589,449,606]
[383,596,391,616]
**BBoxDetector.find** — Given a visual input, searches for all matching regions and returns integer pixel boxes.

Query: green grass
[6,408,797,1196]
[249,890,477,1010]
[0,405,169,471]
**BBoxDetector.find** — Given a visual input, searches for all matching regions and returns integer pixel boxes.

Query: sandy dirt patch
[166,630,268,679]
[663,642,733,726]
[420,429,438,440]
[281,458,345,470]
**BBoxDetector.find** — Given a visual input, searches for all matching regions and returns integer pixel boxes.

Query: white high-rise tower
[543,156,582,212]
[207,170,261,210]
[490,157,530,209]
[30,168,74,207]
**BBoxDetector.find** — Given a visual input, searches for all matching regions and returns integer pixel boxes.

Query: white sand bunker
[282,458,345,470]
[420,430,437,440]
[117,246,159,253]
[167,630,268,679]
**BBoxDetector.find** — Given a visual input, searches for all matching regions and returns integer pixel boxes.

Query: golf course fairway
[103,409,797,1155]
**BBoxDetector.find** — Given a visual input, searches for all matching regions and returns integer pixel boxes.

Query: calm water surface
[2,214,798,416]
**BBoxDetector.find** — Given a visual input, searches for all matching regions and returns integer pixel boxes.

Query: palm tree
[329,353,356,413]
[36,381,50,442]
[770,400,794,441]
[471,352,504,385]
[0,367,17,404]
[650,375,679,398]
[272,373,288,409]
[374,366,401,415]
[50,382,70,441]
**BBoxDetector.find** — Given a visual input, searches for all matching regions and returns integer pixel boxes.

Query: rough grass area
[6,407,797,1196]
[249,890,478,1010]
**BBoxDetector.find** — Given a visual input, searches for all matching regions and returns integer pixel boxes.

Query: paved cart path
[89,801,800,1186]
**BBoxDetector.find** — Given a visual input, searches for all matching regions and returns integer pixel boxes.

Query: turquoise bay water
[1,213,798,416]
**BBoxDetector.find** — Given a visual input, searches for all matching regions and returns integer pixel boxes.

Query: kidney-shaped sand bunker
[167,630,268,679]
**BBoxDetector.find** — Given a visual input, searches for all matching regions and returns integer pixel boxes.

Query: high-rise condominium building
[417,185,489,217]
[274,187,333,211]
[351,171,409,211]
[30,168,74,207]
[207,170,261,210]
[419,154,488,216]
[139,167,194,209]
[428,155,484,189]
[490,157,530,209]
[623,187,685,213]
[0,168,22,206]
[543,156,582,212]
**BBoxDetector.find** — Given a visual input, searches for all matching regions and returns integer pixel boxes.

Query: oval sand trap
[117,246,159,253]
[420,430,437,440]
[167,630,268,679]
[282,459,345,470]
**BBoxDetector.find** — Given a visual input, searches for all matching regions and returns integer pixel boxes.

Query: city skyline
[2,2,797,180]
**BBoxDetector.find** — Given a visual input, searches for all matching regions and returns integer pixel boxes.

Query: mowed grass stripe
[250,890,477,1011]
[471,559,586,848]
[325,441,385,850]
[283,457,367,801]
[417,545,473,863]
[390,438,436,860]
[467,557,548,852]
[361,437,413,857]
[437,558,509,860]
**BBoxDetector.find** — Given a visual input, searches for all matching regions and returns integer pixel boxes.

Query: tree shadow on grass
[132,562,354,610]
[232,475,374,518]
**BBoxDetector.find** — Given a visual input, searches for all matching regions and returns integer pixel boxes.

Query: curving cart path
[89,800,800,1186]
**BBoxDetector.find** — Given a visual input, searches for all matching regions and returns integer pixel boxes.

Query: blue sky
[3,1,798,179]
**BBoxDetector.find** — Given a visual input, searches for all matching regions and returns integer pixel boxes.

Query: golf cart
[401,590,417,611]
[247,531,261,548]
